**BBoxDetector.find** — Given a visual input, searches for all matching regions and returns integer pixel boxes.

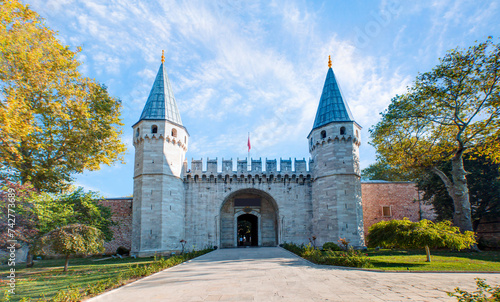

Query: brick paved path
[89,247,500,301]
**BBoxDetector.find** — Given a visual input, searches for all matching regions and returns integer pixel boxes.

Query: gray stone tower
[131,53,189,256]
[307,57,364,247]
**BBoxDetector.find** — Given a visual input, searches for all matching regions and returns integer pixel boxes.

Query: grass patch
[282,243,500,272]
[0,249,213,301]
[366,249,500,271]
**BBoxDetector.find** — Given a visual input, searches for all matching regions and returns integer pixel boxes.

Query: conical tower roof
[138,54,182,125]
[312,58,354,130]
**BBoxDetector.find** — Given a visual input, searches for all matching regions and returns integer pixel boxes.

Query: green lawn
[1,256,174,301]
[366,249,500,271]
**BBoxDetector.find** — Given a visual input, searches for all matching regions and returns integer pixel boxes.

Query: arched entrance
[219,189,279,248]
[237,214,258,246]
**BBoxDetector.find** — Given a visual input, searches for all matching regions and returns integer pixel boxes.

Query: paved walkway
[89,247,500,301]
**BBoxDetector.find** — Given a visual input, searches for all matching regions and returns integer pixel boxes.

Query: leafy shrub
[301,244,324,263]
[323,250,372,268]
[338,238,350,250]
[447,278,500,301]
[52,285,82,302]
[282,242,372,268]
[282,242,305,255]
[322,242,341,251]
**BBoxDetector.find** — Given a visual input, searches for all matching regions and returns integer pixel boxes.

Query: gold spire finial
[161,50,165,64]
[328,55,332,68]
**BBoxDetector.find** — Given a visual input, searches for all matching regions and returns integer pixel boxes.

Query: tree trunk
[425,245,431,262]
[26,250,34,268]
[64,255,70,272]
[449,154,474,233]
[430,153,473,232]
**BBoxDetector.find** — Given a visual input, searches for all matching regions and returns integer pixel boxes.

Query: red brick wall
[476,217,500,249]
[98,198,132,254]
[361,181,436,239]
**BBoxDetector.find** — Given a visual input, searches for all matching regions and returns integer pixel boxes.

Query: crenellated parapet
[133,132,188,151]
[184,157,312,182]
[309,134,360,152]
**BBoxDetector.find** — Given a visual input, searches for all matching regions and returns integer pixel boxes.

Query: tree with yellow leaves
[0,0,126,192]
[370,38,500,233]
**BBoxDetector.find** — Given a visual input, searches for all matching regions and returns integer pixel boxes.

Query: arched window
[355,130,359,138]
[320,130,326,139]
[340,127,346,135]
[151,125,158,134]
[171,128,177,137]
[136,128,140,137]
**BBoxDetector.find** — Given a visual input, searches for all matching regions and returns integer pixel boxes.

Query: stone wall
[98,198,133,254]
[103,181,437,252]
[184,175,313,249]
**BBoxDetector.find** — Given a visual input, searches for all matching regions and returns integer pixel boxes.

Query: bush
[323,250,372,268]
[338,238,350,250]
[52,285,82,302]
[301,244,324,263]
[282,242,372,268]
[447,278,500,301]
[322,242,342,251]
[282,242,305,255]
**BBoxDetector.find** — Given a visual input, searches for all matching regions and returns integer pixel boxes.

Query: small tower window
[184,136,187,144]
[136,128,140,137]
[171,128,177,137]
[340,127,346,135]
[320,130,326,139]
[152,125,158,134]
[355,130,359,138]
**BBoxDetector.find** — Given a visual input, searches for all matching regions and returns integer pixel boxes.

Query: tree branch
[430,166,453,191]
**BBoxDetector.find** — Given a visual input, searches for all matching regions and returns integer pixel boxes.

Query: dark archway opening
[237,214,258,246]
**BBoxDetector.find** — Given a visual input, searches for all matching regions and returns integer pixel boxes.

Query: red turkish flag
[247,133,251,151]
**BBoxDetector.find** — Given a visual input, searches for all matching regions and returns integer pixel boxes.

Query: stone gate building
[131,55,365,256]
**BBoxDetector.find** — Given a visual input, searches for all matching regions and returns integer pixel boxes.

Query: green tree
[35,224,105,271]
[370,38,500,233]
[31,187,114,241]
[363,154,500,230]
[367,219,475,262]
[0,0,125,192]
[417,155,500,229]
[361,159,415,181]
[0,182,113,267]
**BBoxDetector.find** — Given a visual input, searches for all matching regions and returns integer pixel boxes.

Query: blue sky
[28,0,500,197]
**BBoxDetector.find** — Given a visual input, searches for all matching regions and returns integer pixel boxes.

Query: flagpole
[247,132,250,171]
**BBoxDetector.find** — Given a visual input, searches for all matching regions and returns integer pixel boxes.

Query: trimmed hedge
[282,242,372,268]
